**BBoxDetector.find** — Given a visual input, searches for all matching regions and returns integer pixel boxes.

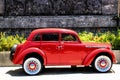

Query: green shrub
[0,32,26,51]
[78,31,94,42]
[112,30,120,50]
[79,30,120,50]
[0,30,120,51]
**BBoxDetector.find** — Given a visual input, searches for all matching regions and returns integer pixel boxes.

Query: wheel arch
[24,52,44,64]
[82,49,116,66]
[91,52,112,66]
[13,48,47,65]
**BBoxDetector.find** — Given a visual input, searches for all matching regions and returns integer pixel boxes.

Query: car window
[33,34,41,41]
[42,33,59,41]
[62,33,77,41]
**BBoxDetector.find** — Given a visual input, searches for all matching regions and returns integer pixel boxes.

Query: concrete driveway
[0,64,120,80]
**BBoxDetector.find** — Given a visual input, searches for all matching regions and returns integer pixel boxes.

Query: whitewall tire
[23,57,43,75]
[93,55,112,73]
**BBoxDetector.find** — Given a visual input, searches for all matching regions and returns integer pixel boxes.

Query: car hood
[83,42,111,49]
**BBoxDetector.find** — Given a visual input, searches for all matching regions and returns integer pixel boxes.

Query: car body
[10,28,116,75]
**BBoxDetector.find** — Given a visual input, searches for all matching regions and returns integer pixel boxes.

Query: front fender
[82,48,116,66]
[13,47,47,65]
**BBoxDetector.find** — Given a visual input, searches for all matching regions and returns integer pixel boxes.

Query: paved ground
[0,64,120,80]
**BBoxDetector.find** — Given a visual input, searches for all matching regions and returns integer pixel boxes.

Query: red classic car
[10,28,116,75]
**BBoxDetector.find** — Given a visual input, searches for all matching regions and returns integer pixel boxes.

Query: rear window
[42,33,59,41]
[33,34,41,41]
[62,33,77,41]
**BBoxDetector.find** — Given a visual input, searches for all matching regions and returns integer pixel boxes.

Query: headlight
[10,44,18,60]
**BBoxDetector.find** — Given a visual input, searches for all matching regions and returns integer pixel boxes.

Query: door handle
[57,45,62,50]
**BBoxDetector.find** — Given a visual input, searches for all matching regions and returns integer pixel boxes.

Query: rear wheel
[23,57,43,75]
[93,55,112,73]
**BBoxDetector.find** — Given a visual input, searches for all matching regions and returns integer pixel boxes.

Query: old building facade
[0,0,118,36]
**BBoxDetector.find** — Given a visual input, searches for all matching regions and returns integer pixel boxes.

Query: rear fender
[13,48,47,65]
[82,49,116,66]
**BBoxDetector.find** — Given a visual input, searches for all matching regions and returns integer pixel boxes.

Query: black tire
[23,57,43,75]
[71,65,77,68]
[93,55,112,73]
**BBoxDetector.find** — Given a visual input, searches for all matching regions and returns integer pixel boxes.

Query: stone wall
[0,16,117,35]
[0,0,4,15]
[0,0,118,36]
[0,16,116,28]
[4,0,117,16]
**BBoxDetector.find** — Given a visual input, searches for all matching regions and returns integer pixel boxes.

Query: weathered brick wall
[0,0,118,36]
[119,0,120,15]
[0,0,4,15]
[4,0,117,15]
[0,16,116,28]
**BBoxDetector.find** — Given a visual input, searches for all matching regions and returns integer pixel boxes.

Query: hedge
[0,30,120,51]
[0,32,25,51]
[79,30,120,50]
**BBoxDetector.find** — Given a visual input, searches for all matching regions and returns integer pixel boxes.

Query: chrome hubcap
[95,56,112,72]
[29,62,37,70]
[99,60,107,68]
[24,57,42,75]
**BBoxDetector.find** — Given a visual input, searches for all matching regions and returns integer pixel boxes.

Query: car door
[60,33,85,65]
[40,33,61,65]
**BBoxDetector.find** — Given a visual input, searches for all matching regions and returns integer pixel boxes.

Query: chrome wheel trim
[94,56,112,72]
[23,57,41,75]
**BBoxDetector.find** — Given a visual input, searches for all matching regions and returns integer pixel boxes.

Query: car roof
[27,28,79,41]
[31,28,77,34]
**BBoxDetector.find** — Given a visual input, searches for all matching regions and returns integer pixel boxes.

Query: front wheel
[93,55,112,73]
[23,57,43,75]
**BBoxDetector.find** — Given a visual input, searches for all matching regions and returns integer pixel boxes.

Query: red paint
[10,28,116,66]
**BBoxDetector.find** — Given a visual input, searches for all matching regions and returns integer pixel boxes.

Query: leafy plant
[112,30,120,49]
[0,30,120,51]
[78,31,94,42]
[0,32,26,51]
[79,30,120,50]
